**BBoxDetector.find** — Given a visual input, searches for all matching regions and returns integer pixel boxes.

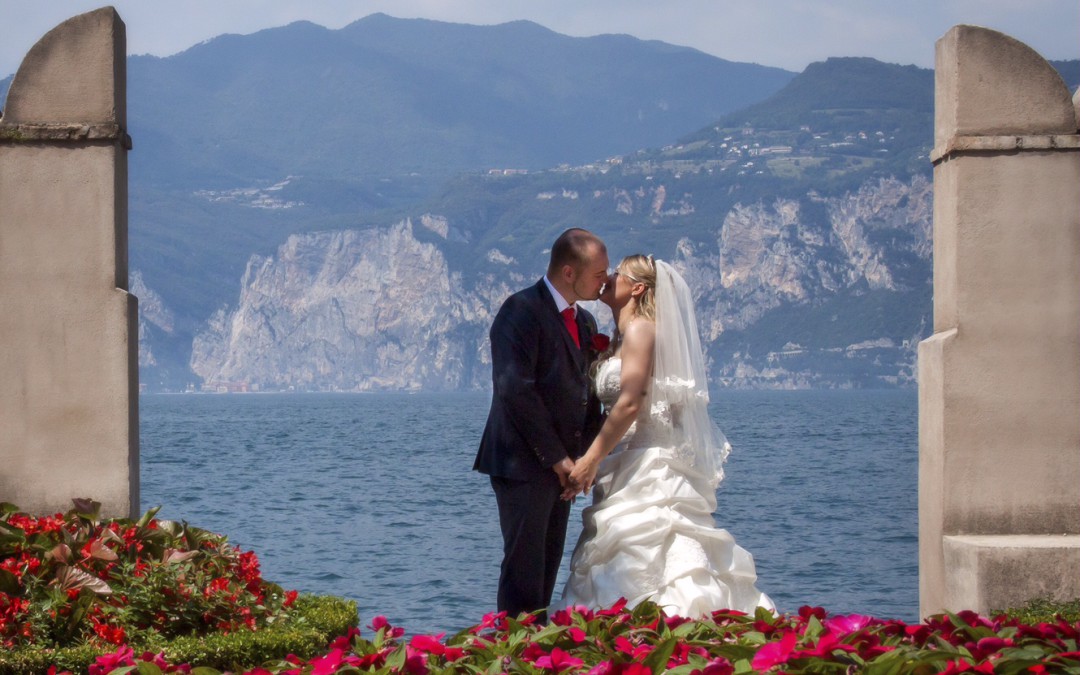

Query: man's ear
[560,264,576,283]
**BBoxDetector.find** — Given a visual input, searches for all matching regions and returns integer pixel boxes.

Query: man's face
[570,245,610,302]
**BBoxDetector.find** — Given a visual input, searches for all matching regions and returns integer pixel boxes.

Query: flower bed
[0,501,356,674]
[75,598,1080,674]
[0,500,297,649]
[5,501,1078,673]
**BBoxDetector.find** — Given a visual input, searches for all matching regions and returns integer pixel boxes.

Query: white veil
[650,259,732,488]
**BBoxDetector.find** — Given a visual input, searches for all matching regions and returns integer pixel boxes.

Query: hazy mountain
[188,57,938,391]
[124,14,794,189]
[2,17,1075,391]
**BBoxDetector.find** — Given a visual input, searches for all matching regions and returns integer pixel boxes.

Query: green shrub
[997,596,1080,624]
[0,594,357,675]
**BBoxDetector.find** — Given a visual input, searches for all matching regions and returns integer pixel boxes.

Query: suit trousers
[490,471,570,622]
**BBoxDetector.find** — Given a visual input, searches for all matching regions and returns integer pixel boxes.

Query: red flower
[534,647,584,672]
[409,633,448,656]
[283,589,299,607]
[591,333,611,351]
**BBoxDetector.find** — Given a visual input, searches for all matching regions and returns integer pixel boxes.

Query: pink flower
[328,626,361,650]
[751,631,798,671]
[567,627,587,643]
[88,645,135,675]
[404,646,430,675]
[369,615,405,638]
[310,648,345,675]
[824,613,874,634]
[614,636,652,659]
[535,647,585,672]
[598,597,628,617]
[410,633,448,655]
[692,659,734,675]
[476,610,509,632]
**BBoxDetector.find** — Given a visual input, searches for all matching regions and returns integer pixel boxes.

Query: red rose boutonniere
[591,333,611,352]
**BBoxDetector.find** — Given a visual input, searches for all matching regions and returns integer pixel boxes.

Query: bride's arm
[566,318,655,497]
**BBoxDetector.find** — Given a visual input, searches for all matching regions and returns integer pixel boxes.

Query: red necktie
[561,307,580,348]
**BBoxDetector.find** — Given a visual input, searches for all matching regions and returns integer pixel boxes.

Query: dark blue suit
[474,279,605,619]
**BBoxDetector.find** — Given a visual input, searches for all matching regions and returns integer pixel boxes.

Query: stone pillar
[919,25,1080,617]
[0,8,138,518]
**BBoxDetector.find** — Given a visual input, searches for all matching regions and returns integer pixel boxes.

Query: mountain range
[1,15,1076,391]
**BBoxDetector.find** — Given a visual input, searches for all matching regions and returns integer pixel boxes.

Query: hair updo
[619,254,657,321]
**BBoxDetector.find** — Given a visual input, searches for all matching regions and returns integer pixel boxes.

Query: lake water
[140,389,918,634]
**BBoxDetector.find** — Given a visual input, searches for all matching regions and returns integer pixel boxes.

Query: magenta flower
[309,648,345,675]
[750,630,798,671]
[410,633,448,656]
[369,615,405,638]
[403,646,430,675]
[327,625,361,650]
[692,658,735,675]
[88,645,135,675]
[535,647,585,672]
[824,613,874,634]
[614,635,652,659]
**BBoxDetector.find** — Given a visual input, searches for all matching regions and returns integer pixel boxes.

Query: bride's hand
[569,454,600,496]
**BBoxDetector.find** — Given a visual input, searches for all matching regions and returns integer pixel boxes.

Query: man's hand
[553,457,579,500]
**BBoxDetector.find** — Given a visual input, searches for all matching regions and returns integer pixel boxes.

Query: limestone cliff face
[131,270,174,368]
[187,175,932,391]
[190,220,505,391]
[685,175,932,337]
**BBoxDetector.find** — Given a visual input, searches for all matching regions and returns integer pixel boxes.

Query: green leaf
[642,636,678,674]
[136,663,165,675]
[384,645,408,670]
[0,568,21,594]
[803,614,824,638]
[136,505,162,528]
[189,668,224,675]
[0,501,20,515]
[0,526,27,552]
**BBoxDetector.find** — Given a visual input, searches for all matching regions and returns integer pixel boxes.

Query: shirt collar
[543,275,574,315]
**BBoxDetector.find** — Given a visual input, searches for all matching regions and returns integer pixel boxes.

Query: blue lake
[139,389,917,634]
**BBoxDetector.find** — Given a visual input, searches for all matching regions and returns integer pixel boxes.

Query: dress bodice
[594,358,675,450]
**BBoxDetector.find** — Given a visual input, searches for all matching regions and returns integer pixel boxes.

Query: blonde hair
[618,254,656,321]
[592,254,657,371]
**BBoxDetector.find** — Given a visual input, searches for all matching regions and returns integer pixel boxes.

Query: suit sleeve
[490,295,569,469]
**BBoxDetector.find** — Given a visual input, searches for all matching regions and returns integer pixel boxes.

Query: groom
[474,227,609,621]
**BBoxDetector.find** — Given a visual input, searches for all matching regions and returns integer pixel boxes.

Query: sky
[1,0,1077,79]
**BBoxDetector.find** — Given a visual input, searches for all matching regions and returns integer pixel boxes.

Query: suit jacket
[474,279,605,481]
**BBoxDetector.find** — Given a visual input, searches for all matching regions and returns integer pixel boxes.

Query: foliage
[0,595,356,675]
[63,599,1080,675]
[998,597,1080,626]
[0,501,356,674]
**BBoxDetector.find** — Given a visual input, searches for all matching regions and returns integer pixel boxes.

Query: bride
[559,254,774,617]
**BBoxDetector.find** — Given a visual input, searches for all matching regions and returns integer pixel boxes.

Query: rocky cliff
[187,174,931,391]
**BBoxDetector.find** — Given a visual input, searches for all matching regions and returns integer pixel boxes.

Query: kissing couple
[474,227,774,622]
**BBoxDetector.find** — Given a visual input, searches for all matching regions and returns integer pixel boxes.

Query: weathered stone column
[919,25,1080,617]
[0,8,138,517]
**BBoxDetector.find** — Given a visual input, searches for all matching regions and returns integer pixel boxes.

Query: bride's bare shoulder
[621,316,656,349]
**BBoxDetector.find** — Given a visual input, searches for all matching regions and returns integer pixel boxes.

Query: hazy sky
[2,0,1077,78]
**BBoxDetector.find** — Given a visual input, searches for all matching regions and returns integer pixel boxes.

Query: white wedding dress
[560,357,774,617]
